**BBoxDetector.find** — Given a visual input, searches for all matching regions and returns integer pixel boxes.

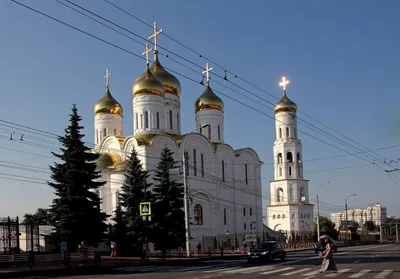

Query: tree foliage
[150,146,185,250]
[23,208,51,225]
[363,221,376,231]
[314,216,338,240]
[48,104,108,249]
[119,149,152,254]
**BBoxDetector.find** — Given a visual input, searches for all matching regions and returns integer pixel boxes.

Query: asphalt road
[39,244,400,279]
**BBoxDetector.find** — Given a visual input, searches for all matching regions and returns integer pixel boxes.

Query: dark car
[247,241,286,263]
[314,238,337,254]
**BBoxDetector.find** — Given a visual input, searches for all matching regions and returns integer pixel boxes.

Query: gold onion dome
[94,87,123,117]
[150,51,181,96]
[195,84,224,113]
[96,152,121,169]
[132,65,164,97]
[274,90,297,114]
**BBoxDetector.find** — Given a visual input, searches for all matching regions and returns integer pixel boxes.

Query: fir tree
[119,149,152,254]
[151,146,185,251]
[48,104,108,249]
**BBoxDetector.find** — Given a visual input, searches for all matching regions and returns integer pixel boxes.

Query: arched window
[289,166,292,176]
[103,128,107,137]
[218,125,221,140]
[177,113,180,130]
[273,215,276,219]
[135,113,139,129]
[277,153,283,164]
[297,152,301,162]
[300,187,305,202]
[194,204,203,225]
[279,128,282,138]
[96,129,99,143]
[286,127,290,137]
[156,112,160,129]
[193,149,197,176]
[144,111,149,128]
[287,152,293,162]
[277,188,284,202]
[169,110,173,129]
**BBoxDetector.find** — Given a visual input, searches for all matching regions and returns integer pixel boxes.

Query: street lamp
[345,194,357,243]
[182,124,210,257]
[316,181,331,240]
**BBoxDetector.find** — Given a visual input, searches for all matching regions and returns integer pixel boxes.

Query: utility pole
[183,150,191,257]
[396,223,398,242]
[316,181,330,240]
[345,194,357,243]
[143,173,149,260]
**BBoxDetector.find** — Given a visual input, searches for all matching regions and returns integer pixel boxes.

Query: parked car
[247,241,286,263]
[314,237,338,254]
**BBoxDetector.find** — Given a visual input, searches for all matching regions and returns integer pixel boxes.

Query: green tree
[150,146,185,251]
[314,216,338,240]
[23,208,51,225]
[363,221,376,231]
[109,202,130,256]
[119,149,151,255]
[48,104,108,249]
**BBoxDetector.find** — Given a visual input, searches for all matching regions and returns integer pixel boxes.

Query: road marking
[374,270,393,278]
[203,267,237,273]
[353,261,359,263]
[302,270,320,276]
[325,268,351,277]
[240,266,276,274]
[281,267,311,275]
[349,269,371,278]
[260,267,293,274]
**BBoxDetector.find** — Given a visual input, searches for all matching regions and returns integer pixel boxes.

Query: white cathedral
[92,24,264,246]
[266,78,314,234]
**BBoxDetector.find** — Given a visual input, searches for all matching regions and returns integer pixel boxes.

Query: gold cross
[202,63,213,83]
[104,68,112,88]
[279,76,289,92]
[142,43,152,65]
[148,21,163,51]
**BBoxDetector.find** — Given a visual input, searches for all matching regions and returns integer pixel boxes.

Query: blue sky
[1,0,400,219]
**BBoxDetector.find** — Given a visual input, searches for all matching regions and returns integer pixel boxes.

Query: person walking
[319,236,337,273]
[110,240,117,257]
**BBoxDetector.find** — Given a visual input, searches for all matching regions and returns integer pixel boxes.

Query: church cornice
[270,179,310,183]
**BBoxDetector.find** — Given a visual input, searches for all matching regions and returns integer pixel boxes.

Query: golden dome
[150,51,181,96]
[195,85,224,113]
[94,87,123,117]
[274,90,297,114]
[96,152,121,169]
[115,160,130,172]
[132,65,164,97]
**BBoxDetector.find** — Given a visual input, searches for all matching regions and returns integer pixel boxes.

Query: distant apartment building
[330,203,387,229]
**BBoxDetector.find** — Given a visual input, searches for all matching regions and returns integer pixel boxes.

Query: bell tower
[266,77,314,234]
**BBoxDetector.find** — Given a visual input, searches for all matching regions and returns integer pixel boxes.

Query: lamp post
[316,181,331,240]
[345,194,357,243]
[182,124,210,257]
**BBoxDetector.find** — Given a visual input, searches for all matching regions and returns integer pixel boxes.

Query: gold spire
[132,43,165,97]
[94,68,123,117]
[275,76,297,114]
[195,63,223,112]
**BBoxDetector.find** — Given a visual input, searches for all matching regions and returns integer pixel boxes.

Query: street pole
[143,173,149,260]
[396,223,398,242]
[345,194,357,243]
[182,124,210,258]
[316,181,330,240]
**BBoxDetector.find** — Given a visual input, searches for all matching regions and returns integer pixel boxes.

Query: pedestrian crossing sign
[139,202,151,216]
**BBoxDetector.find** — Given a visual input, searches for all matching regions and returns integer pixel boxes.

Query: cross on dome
[148,21,163,51]
[279,76,289,93]
[104,68,112,88]
[142,43,152,65]
[202,63,213,84]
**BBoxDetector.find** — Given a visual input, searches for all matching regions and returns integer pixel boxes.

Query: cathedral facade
[92,26,263,248]
[266,78,314,234]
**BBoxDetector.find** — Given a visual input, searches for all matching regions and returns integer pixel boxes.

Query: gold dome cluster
[150,51,181,96]
[94,87,123,117]
[132,65,165,97]
[195,85,224,113]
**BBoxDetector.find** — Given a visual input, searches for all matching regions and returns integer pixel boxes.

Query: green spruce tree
[109,201,130,255]
[151,146,185,251]
[48,104,108,249]
[119,149,152,255]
